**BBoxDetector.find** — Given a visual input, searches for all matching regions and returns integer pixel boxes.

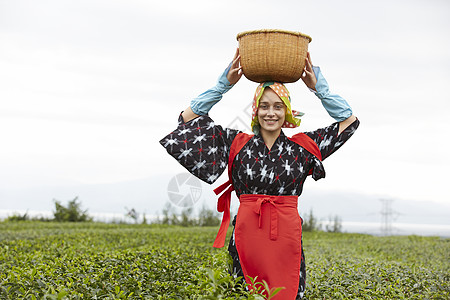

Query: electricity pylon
[380,198,395,236]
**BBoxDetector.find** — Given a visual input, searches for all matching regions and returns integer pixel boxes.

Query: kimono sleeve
[305,118,360,160]
[159,114,241,184]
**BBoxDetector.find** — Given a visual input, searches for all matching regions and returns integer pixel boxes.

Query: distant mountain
[1,173,449,232]
[298,188,450,226]
[0,175,169,216]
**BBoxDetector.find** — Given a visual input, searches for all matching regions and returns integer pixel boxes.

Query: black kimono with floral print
[160,114,360,299]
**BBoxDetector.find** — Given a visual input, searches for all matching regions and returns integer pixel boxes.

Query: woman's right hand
[226,48,243,85]
[182,49,242,123]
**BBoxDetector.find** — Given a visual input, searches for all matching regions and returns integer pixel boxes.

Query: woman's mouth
[263,119,278,125]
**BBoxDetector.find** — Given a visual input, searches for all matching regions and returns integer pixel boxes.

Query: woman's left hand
[301,52,317,91]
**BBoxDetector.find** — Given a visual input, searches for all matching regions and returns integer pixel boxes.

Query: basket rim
[236,29,312,42]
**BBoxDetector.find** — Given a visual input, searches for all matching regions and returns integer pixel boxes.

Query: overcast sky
[1,0,449,214]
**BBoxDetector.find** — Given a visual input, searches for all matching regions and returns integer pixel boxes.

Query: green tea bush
[0,222,448,299]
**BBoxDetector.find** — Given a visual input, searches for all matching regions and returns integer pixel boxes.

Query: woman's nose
[267,107,275,116]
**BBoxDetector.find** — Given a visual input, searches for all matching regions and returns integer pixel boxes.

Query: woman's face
[257,88,286,134]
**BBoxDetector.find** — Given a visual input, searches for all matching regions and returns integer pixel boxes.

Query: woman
[160,49,359,299]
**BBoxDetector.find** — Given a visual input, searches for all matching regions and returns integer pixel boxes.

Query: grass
[0,222,449,299]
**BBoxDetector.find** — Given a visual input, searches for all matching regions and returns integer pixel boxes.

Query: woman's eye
[260,105,268,109]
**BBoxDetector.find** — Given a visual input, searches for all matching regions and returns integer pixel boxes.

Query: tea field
[0,222,449,299]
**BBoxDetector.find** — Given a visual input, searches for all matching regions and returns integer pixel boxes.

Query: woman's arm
[181,49,242,123]
[301,52,356,134]
[181,106,200,123]
[159,113,241,184]
[338,114,357,134]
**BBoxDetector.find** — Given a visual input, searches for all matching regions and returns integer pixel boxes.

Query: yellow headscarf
[251,82,304,133]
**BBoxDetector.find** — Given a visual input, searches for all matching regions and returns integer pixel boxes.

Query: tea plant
[0,222,448,299]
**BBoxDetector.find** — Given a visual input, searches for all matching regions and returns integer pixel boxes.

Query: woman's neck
[260,128,281,150]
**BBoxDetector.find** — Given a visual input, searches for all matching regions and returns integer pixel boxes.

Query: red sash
[288,132,322,161]
[212,133,253,248]
[213,132,322,248]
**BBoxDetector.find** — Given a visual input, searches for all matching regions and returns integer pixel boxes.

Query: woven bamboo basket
[236,29,312,83]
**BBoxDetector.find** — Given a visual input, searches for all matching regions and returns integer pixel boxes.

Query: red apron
[235,194,302,299]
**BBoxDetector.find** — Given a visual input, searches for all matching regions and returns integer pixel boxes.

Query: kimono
[160,114,360,299]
